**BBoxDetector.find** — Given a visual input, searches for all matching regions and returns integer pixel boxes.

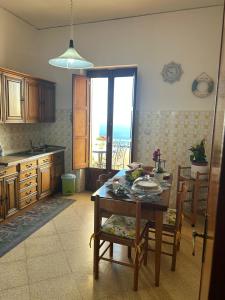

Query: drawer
[20,160,37,171]
[19,177,37,190]
[20,186,37,199]
[19,193,37,209]
[0,166,17,177]
[38,155,52,166]
[20,168,37,181]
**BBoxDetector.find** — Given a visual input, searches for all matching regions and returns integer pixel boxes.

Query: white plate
[136,181,158,189]
[131,184,163,195]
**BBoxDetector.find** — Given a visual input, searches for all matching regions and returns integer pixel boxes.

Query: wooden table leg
[155,210,163,287]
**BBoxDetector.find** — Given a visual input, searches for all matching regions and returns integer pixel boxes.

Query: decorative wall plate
[161,61,183,84]
[192,73,214,98]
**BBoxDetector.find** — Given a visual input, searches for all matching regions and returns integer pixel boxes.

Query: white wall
[0,8,39,74]
[36,6,223,112]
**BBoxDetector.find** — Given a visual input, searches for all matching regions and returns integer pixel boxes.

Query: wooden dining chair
[96,172,113,189]
[142,165,154,173]
[148,182,188,271]
[92,195,149,291]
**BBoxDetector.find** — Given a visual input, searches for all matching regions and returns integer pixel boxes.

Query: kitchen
[0,1,225,299]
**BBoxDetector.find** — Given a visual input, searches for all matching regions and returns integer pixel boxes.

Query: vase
[191,162,209,179]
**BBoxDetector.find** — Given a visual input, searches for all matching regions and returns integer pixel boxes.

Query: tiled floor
[0,192,203,300]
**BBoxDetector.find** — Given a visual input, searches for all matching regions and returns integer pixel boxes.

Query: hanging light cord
[70,0,74,44]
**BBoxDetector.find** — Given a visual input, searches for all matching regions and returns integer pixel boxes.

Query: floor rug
[0,197,75,257]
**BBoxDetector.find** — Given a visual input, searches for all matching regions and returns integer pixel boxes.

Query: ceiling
[0,0,223,30]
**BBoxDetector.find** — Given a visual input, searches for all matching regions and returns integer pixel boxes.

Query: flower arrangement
[189,139,207,165]
[152,148,164,173]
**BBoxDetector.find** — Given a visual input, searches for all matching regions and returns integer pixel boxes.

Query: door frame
[199,2,225,298]
[87,67,137,172]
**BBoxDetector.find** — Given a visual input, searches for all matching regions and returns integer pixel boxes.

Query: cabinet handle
[0,170,6,177]
[25,172,32,177]
[25,198,32,204]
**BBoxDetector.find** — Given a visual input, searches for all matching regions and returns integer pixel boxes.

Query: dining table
[91,169,172,286]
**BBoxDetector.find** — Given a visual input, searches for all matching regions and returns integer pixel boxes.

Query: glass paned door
[112,76,134,170]
[88,68,137,175]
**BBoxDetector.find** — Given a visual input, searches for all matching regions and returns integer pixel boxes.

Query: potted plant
[189,139,208,178]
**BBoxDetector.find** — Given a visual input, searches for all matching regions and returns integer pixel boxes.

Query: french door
[86,68,137,189]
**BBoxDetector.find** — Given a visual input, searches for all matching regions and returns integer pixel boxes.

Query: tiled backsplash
[0,123,43,154]
[0,109,72,172]
[0,109,214,205]
[40,109,72,173]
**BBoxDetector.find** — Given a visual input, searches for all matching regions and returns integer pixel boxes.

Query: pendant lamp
[49,0,93,69]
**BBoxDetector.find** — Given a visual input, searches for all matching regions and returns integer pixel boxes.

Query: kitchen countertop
[0,146,66,167]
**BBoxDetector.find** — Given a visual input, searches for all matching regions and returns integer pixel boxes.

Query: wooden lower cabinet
[19,193,37,209]
[38,164,53,199]
[0,151,65,222]
[0,177,5,221]
[53,163,64,193]
[52,152,65,193]
[4,173,19,218]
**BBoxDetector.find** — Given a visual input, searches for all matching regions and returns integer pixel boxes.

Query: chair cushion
[101,215,147,239]
[164,208,177,226]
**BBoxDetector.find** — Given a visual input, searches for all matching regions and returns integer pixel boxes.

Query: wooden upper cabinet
[72,75,90,169]
[3,73,25,123]
[0,67,56,124]
[39,81,55,122]
[0,74,3,123]
[25,78,40,123]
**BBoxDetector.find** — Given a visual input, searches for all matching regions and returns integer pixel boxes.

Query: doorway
[86,67,137,190]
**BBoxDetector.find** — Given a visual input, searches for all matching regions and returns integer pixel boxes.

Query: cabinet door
[25,78,39,123]
[38,165,53,198]
[3,73,25,123]
[0,74,3,123]
[0,178,5,221]
[39,82,55,122]
[5,174,19,218]
[53,163,64,193]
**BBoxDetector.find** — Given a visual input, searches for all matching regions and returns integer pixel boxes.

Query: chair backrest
[94,196,142,244]
[175,182,188,230]
[96,172,112,188]
[143,166,154,173]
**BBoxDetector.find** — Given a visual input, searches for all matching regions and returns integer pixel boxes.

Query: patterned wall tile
[0,123,43,154]
[135,110,214,205]
[40,109,72,173]
[0,109,214,206]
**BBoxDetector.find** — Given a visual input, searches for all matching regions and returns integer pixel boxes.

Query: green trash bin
[61,174,76,195]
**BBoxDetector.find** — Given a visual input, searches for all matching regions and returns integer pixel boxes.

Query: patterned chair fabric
[164,208,177,225]
[101,215,147,239]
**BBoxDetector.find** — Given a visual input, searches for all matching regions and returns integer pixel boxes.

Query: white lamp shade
[49,40,94,69]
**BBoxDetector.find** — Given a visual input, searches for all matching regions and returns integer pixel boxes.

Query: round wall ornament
[192,73,214,98]
[161,61,183,84]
